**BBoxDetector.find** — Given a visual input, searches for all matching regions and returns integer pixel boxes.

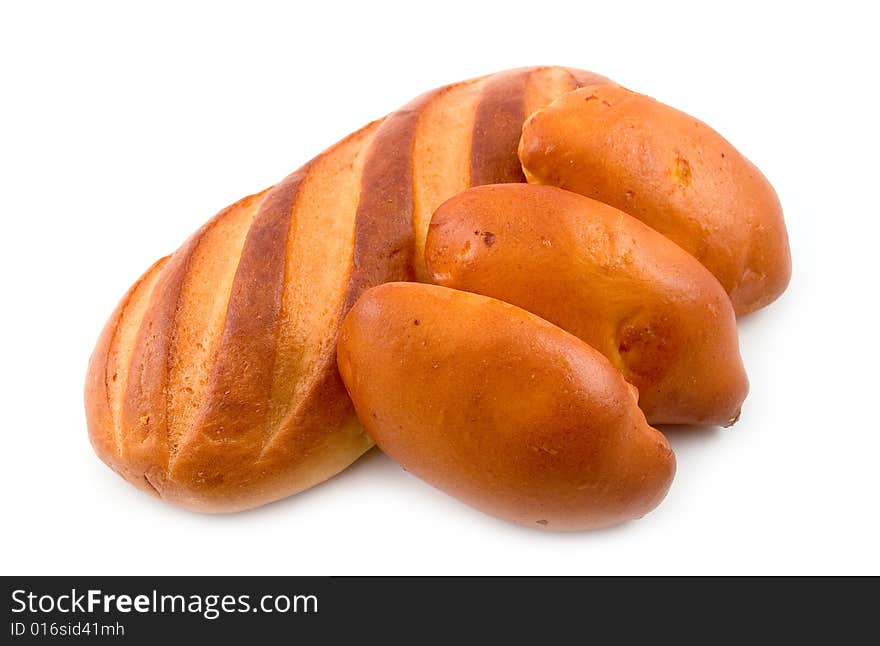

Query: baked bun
[519,85,791,315]
[426,184,748,425]
[337,282,676,530]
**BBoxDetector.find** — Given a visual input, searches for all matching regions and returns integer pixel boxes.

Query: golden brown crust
[525,67,612,116]
[87,122,381,511]
[168,173,305,506]
[409,67,613,280]
[85,256,169,493]
[343,91,427,308]
[337,283,675,531]
[118,193,269,496]
[86,67,612,511]
[426,184,748,425]
[519,84,791,315]
[469,67,614,187]
[410,80,483,280]
[470,68,531,185]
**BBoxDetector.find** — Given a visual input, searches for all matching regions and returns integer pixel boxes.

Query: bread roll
[85,67,611,511]
[426,184,748,426]
[337,282,676,531]
[518,85,791,315]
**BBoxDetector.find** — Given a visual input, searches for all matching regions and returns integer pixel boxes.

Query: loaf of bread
[426,184,748,426]
[337,282,676,530]
[84,66,611,511]
[519,85,791,315]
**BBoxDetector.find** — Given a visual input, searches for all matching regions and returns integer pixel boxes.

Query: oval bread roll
[336,282,676,531]
[426,184,748,426]
[85,67,611,511]
[518,85,791,315]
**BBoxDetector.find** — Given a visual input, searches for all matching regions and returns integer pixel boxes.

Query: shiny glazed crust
[519,85,792,315]
[337,282,676,531]
[426,184,748,426]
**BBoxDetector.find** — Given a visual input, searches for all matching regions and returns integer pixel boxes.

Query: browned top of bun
[427,184,748,426]
[337,282,675,531]
[519,84,791,315]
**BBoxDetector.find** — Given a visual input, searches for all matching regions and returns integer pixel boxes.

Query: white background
[2,0,877,575]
